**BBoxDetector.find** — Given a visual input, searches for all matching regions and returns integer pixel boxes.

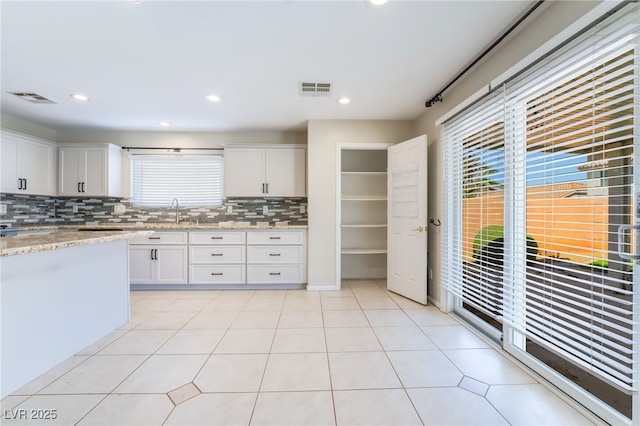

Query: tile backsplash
[0,193,307,227]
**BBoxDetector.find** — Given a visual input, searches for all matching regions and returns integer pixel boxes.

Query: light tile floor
[1,280,599,425]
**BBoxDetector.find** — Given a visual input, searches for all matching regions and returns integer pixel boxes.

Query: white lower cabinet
[129,231,188,285]
[188,231,246,285]
[129,229,306,287]
[246,230,306,285]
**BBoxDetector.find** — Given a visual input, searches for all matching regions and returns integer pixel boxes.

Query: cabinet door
[224,149,266,196]
[265,148,306,196]
[0,136,19,193]
[58,148,83,195]
[21,141,56,195]
[156,246,188,284]
[129,246,156,284]
[84,148,107,196]
[1,133,56,195]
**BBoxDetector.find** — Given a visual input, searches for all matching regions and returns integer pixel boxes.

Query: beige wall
[307,120,414,289]
[55,128,306,147]
[414,0,601,306]
[1,114,57,141]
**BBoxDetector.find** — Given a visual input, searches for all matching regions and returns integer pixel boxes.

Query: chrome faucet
[170,198,180,224]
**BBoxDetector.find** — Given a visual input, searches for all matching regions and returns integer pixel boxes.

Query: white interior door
[387,135,428,304]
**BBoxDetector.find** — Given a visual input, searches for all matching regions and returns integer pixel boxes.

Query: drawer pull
[269,253,281,256]
[269,272,281,276]
[148,237,161,240]
[211,236,223,240]
[269,236,281,240]
[211,272,224,276]
[211,253,223,256]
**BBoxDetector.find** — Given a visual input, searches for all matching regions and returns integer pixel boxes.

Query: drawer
[189,265,245,284]
[246,231,304,245]
[189,231,245,245]
[190,246,245,264]
[129,231,188,245]
[247,246,304,264]
[247,265,304,284]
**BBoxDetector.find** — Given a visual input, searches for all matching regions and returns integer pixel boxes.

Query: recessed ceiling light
[70,93,89,101]
[338,97,351,105]
[159,121,171,127]
[205,94,221,102]
[369,0,389,5]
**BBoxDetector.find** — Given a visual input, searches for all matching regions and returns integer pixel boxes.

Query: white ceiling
[1,0,535,132]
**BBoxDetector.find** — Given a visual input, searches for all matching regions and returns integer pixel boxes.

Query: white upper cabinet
[0,130,57,196]
[224,147,306,197]
[58,144,122,197]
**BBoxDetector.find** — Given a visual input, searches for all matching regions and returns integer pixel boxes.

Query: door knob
[413,226,425,232]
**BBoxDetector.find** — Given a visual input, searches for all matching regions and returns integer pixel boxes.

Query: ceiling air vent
[9,92,56,104]
[299,82,332,97]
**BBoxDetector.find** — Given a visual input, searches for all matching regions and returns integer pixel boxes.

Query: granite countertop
[15,223,308,231]
[0,230,154,257]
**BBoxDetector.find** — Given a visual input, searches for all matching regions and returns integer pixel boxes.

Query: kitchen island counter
[1,230,147,398]
[0,229,154,257]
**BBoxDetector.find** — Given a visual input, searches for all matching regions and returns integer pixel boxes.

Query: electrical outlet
[300,205,306,214]
[262,205,268,214]
[0,204,6,214]
[227,205,233,214]
[72,205,79,213]
[114,204,126,214]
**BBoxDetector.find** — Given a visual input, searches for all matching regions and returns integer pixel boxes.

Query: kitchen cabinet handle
[23,179,27,190]
[262,183,265,193]
[265,183,269,194]
[78,182,82,193]
[269,253,281,256]
[211,272,223,276]
[81,182,86,193]
[154,249,158,260]
[211,237,223,240]
[18,178,24,190]
[148,237,161,240]
[269,272,281,276]
[150,249,155,260]
[211,253,223,256]
[269,236,281,240]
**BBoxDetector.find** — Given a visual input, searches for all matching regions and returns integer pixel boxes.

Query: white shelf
[341,224,387,228]
[341,249,387,255]
[340,147,389,280]
[341,171,387,176]
[342,195,387,201]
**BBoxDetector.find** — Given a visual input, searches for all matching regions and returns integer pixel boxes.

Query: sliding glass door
[441,3,639,423]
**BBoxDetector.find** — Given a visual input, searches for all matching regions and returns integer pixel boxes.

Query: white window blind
[441,91,507,323]
[442,2,639,393]
[503,6,638,391]
[131,155,223,207]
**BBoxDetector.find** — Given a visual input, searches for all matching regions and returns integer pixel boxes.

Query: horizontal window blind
[441,91,506,322]
[502,5,638,391]
[442,2,639,394]
[131,155,223,207]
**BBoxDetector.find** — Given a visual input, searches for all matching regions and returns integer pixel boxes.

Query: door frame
[335,142,394,289]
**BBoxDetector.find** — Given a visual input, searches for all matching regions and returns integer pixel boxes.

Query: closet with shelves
[338,145,390,281]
